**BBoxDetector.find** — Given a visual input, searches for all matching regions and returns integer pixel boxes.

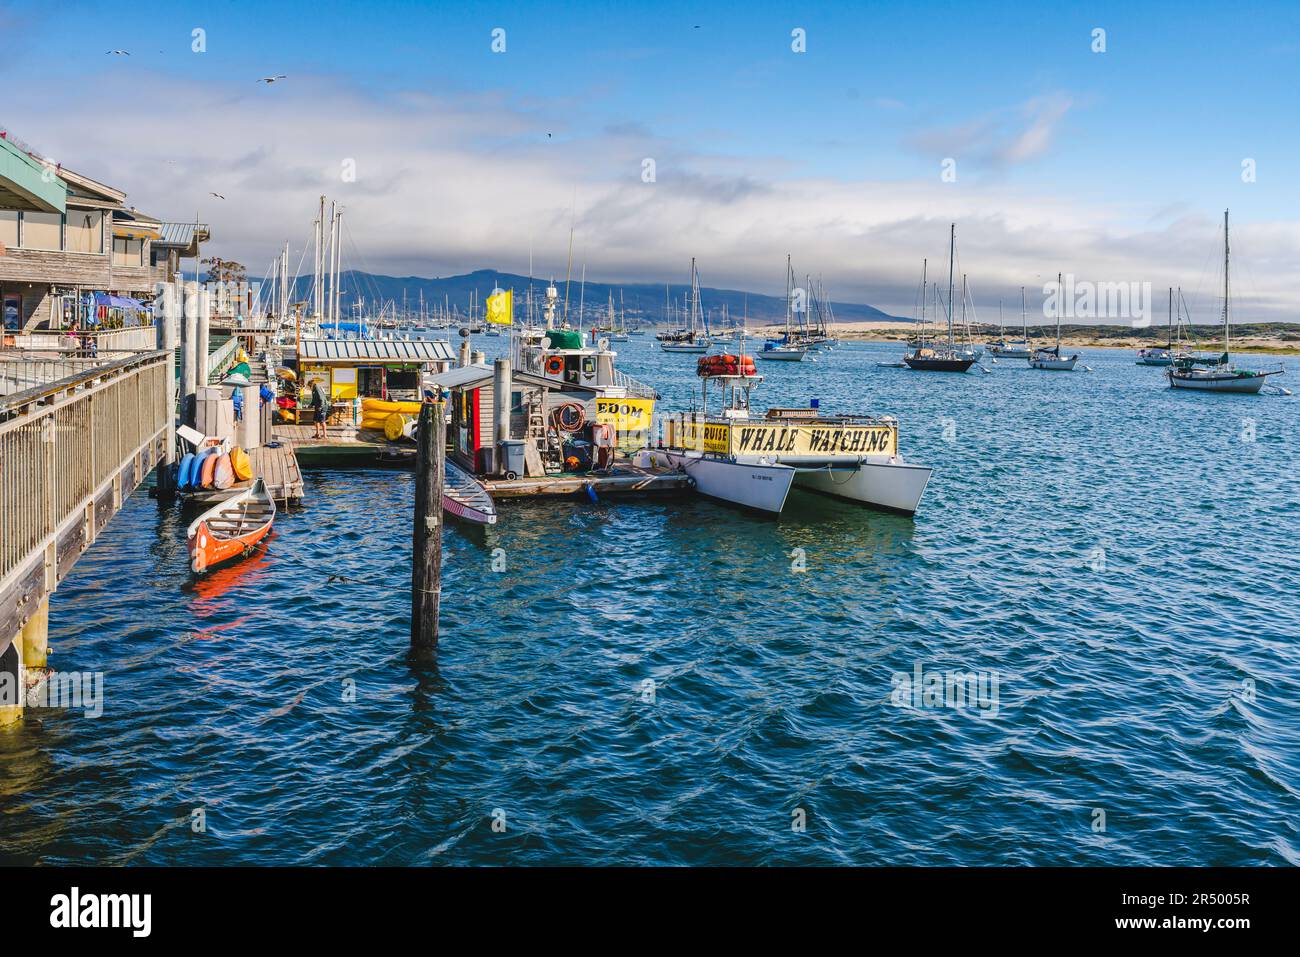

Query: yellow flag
[486,288,513,325]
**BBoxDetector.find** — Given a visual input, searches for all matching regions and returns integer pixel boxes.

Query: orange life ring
[545,356,564,375]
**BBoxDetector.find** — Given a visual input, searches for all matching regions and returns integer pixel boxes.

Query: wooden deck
[185,445,304,505]
[483,464,691,499]
[269,422,691,500]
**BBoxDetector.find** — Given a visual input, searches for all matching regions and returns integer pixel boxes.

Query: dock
[184,444,305,505]
[484,464,690,499]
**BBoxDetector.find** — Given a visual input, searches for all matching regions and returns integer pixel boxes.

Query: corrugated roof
[298,338,455,362]
[156,222,211,247]
[425,364,493,388]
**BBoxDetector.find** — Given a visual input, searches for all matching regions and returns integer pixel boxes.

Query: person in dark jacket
[310,381,328,438]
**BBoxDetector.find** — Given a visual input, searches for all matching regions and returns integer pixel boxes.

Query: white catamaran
[650,368,932,516]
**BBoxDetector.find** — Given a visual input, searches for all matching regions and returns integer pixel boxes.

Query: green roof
[0,135,67,213]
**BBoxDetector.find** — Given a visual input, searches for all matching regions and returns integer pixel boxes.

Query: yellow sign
[486,289,513,325]
[595,397,655,432]
[668,418,897,458]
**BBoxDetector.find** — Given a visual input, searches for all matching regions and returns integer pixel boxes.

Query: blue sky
[3,0,1298,317]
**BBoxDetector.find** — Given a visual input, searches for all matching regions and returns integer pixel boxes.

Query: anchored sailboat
[904,224,976,372]
[987,288,1033,358]
[658,260,711,352]
[1028,273,1080,370]
[1167,210,1283,393]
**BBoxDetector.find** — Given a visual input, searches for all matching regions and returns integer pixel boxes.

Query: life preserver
[545,356,564,376]
[591,422,614,447]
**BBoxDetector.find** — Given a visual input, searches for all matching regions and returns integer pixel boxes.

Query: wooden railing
[0,351,170,654]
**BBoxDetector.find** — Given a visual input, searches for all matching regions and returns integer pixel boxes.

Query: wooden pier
[271,421,690,499]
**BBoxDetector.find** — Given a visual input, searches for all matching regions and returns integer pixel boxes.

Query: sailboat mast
[1168,286,1173,349]
[1223,208,1231,357]
[1055,271,1063,349]
[1021,286,1027,339]
[946,223,956,347]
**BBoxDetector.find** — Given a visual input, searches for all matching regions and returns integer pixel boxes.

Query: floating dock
[185,445,304,504]
[483,463,690,499]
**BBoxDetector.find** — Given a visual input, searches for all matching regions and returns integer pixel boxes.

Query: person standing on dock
[310,379,328,438]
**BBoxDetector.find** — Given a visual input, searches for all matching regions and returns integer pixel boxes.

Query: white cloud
[7,73,1298,321]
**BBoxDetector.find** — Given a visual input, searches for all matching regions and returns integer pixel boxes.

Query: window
[112,236,143,267]
[0,211,17,246]
[21,211,62,250]
[65,210,103,253]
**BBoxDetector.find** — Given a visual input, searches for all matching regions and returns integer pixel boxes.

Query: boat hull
[756,349,806,361]
[444,459,498,524]
[903,356,975,372]
[792,459,933,515]
[1028,355,1078,370]
[660,451,795,513]
[186,479,276,574]
[1168,371,1268,393]
[660,342,710,353]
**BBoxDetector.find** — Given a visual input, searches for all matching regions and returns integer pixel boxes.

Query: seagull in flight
[106,49,131,55]
[209,192,226,200]
[257,75,287,84]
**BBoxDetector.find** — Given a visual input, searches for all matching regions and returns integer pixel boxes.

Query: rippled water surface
[2,339,1297,865]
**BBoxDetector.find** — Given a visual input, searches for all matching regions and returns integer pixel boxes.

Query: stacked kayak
[176,445,256,492]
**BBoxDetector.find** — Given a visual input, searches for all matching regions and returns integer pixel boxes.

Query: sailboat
[1028,273,1080,370]
[658,262,712,352]
[1168,210,1283,393]
[1136,288,1179,365]
[904,225,977,372]
[987,288,1033,358]
[610,292,630,341]
[757,256,808,361]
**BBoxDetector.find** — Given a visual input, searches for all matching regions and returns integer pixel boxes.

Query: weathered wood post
[156,281,180,499]
[493,357,511,474]
[411,400,445,656]
[197,286,211,386]
[181,281,198,423]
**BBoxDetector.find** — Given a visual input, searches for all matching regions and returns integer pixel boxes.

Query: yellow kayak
[361,397,422,415]
[230,446,254,481]
[384,413,413,441]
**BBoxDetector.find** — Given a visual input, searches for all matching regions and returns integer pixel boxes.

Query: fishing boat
[187,478,276,574]
[1168,210,1283,393]
[987,289,1034,358]
[443,458,497,524]
[650,367,932,515]
[904,226,977,372]
[657,262,712,352]
[1028,273,1080,370]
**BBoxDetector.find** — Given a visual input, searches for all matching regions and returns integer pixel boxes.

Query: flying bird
[257,75,287,84]
[106,50,131,55]
[209,192,226,200]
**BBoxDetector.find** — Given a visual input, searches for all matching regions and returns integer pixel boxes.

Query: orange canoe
[186,479,277,574]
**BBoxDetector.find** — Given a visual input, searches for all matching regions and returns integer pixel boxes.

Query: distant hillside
[278,268,908,326]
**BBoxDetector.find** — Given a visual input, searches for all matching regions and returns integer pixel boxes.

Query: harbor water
[1,339,1296,865]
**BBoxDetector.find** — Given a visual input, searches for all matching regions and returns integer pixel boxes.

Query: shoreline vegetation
[809,321,1300,355]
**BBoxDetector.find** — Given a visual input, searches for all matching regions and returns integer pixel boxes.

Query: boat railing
[612,368,657,399]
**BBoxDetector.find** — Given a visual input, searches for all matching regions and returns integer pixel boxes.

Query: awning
[112,223,162,240]
[94,294,147,309]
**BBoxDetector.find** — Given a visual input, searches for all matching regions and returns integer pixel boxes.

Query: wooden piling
[181,282,198,422]
[411,401,445,655]
[156,282,180,500]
